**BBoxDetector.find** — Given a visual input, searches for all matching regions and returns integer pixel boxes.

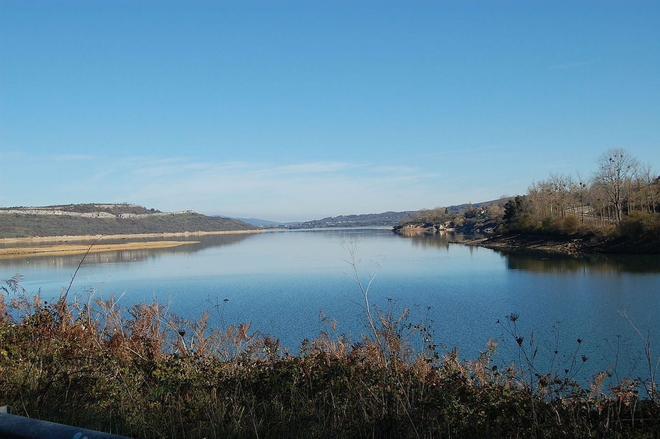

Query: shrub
[618,212,660,239]
[561,216,579,234]
[0,283,657,438]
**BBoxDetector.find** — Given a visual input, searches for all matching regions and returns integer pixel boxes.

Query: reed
[0,276,657,438]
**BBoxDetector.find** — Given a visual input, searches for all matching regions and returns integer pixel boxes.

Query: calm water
[2,229,659,380]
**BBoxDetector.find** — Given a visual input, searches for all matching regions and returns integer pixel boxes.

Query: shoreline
[0,229,270,245]
[458,234,586,256]
[453,233,660,256]
[393,227,660,256]
[0,240,200,260]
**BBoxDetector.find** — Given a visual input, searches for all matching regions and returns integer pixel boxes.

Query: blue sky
[1,1,659,221]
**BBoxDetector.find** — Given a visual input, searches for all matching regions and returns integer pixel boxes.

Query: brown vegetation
[505,149,659,236]
[0,276,657,438]
[398,149,660,254]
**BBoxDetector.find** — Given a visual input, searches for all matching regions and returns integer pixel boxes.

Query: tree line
[505,149,659,236]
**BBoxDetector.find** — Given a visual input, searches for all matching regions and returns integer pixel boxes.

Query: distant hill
[286,198,514,229]
[0,203,162,216]
[393,197,514,236]
[231,217,284,228]
[287,211,419,229]
[439,197,513,215]
[0,204,252,238]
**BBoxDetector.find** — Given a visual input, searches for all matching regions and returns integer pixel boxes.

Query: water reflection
[0,233,257,270]
[502,251,660,275]
[396,231,660,275]
[5,230,657,277]
[399,233,450,250]
[396,232,479,250]
[0,228,657,381]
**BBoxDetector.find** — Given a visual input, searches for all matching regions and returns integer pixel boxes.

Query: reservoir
[1,228,658,380]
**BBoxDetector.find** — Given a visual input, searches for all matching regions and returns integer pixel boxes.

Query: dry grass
[0,277,657,438]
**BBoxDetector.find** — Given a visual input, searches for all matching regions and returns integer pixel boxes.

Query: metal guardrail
[0,407,129,439]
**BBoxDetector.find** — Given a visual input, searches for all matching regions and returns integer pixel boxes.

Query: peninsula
[394,150,660,255]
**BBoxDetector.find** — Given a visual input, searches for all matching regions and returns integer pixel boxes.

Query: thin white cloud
[95,157,440,221]
[50,154,97,162]
[0,153,478,221]
[265,162,356,175]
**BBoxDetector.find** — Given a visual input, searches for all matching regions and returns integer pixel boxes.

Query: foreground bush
[0,286,658,438]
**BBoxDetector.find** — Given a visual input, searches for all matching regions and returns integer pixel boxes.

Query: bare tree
[638,164,658,213]
[595,149,639,222]
[517,149,654,230]
[573,174,589,223]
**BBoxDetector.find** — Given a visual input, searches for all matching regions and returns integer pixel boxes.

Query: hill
[287,211,418,229]
[440,197,513,214]
[0,203,161,216]
[393,197,513,236]
[0,204,252,238]
[231,217,284,228]
[287,199,513,229]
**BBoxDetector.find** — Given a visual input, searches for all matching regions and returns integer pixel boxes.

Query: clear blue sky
[1,0,659,221]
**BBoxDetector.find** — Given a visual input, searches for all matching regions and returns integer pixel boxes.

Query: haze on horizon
[1,1,659,222]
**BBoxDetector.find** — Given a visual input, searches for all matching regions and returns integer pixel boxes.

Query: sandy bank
[0,241,199,260]
[0,229,269,245]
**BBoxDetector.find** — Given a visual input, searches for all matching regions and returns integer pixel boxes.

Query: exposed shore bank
[0,241,200,260]
[461,233,660,256]
[460,234,588,256]
[393,227,660,256]
[0,228,269,245]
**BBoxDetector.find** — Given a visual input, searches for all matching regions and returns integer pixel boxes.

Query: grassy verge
[0,281,658,438]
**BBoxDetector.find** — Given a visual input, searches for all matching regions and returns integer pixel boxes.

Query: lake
[1,228,659,381]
